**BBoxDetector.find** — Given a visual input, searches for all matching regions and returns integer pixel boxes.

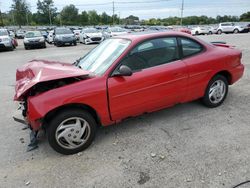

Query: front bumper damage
[13,115,39,152]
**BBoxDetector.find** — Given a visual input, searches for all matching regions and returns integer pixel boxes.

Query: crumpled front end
[14,59,90,130]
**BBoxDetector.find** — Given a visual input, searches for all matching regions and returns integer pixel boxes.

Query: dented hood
[14,60,90,100]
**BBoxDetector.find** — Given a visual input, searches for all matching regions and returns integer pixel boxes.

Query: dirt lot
[0,33,250,188]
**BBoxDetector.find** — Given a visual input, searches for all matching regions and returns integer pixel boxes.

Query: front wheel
[47,109,97,155]
[217,30,222,35]
[202,75,228,108]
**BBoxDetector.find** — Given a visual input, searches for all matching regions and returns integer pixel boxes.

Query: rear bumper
[230,64,244,84]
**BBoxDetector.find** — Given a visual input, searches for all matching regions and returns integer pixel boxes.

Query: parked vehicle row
[191,22,249,35]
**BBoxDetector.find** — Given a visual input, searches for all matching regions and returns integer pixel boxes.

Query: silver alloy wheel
[209,80,226,104]
[55,117,91,150]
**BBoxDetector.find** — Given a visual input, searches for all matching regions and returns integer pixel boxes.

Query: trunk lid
[14,60,89,100]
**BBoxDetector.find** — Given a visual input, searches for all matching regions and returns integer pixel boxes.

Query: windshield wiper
[73,58,82,66]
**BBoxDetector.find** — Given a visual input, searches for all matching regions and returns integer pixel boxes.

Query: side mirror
[114,65,133,77]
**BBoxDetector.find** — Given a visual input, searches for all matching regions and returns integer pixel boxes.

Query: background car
[79,28,104,44]
[208,26,218,34]
[54,28,77,47]
[39,30,48,39]
[191,26,209,35]
[0,29,16,51]
[23,31,46,50]
[46,30,54,44]
[174,26,192,35]
[103,26,129,38]
[217,22,249,34]
[73,29,81,42]
[15,30,26,39]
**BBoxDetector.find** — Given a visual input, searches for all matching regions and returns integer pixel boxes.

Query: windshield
[83,28,99,33]
[25,31,42,38]
[78,38,131,75]
[0,30,8,36]
[55,28,72,35]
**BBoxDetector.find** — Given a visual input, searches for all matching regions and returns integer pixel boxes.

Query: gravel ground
[0,33,250,188]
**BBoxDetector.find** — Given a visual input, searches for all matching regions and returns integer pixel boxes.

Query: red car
[176,27,192,35]
[14,32,244,154]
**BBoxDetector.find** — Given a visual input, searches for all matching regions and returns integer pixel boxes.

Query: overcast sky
[1,0,250,19]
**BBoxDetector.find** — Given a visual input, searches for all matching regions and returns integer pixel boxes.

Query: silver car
[79,28,104,44]
[0,29,15,51]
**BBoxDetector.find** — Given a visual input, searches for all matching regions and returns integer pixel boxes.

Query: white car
[103,27,129,38]
[217,22,248,34]
[73,29,81,41]
[0,29,15,50]
[191,26,209,35]
[46,30,54,44]
[79,28,104,44]
[16,30,26,39]
[208,26,218,35]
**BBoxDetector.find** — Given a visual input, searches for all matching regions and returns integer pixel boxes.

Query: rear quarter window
[179,37,203,58]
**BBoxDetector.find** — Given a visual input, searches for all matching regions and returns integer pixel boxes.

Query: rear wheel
[202,75,228,108]
[47,109,97,155]
[233,29,239,34]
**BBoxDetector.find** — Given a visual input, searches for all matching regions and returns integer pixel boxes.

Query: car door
[178,37,212,102]
[107,37,188,121]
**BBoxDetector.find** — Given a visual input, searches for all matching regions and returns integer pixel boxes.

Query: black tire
[47,109,97,155]
[233,29,239,34]
[43,43,46,48]
[73,41,77,46]
[202,75,228,108]
[217,30,222,35]
[9,45,14,51]
[195,31,199,35]
[209,31,212,35]
[24,46,29,50]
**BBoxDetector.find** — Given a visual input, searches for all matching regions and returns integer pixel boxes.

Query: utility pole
[180,0,184,25]
[112,1,115,25]
[48,4,52,26]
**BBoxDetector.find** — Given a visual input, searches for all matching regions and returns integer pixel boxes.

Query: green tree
[240,12,250,21]
[79,11,89,25]
[11,0,30,27]
[88,10,100,25]
[100,12,110,25]
[60,4,78,25]
[36,0,57,25]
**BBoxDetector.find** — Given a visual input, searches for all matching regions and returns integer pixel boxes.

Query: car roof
[114,31,192,41]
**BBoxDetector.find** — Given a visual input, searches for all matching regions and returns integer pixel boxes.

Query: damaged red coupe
[14,32,244,155]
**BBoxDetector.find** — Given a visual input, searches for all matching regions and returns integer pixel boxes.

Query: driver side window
[119,37,179,71]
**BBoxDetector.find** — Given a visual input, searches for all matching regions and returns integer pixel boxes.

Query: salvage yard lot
[0,33,250,188]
